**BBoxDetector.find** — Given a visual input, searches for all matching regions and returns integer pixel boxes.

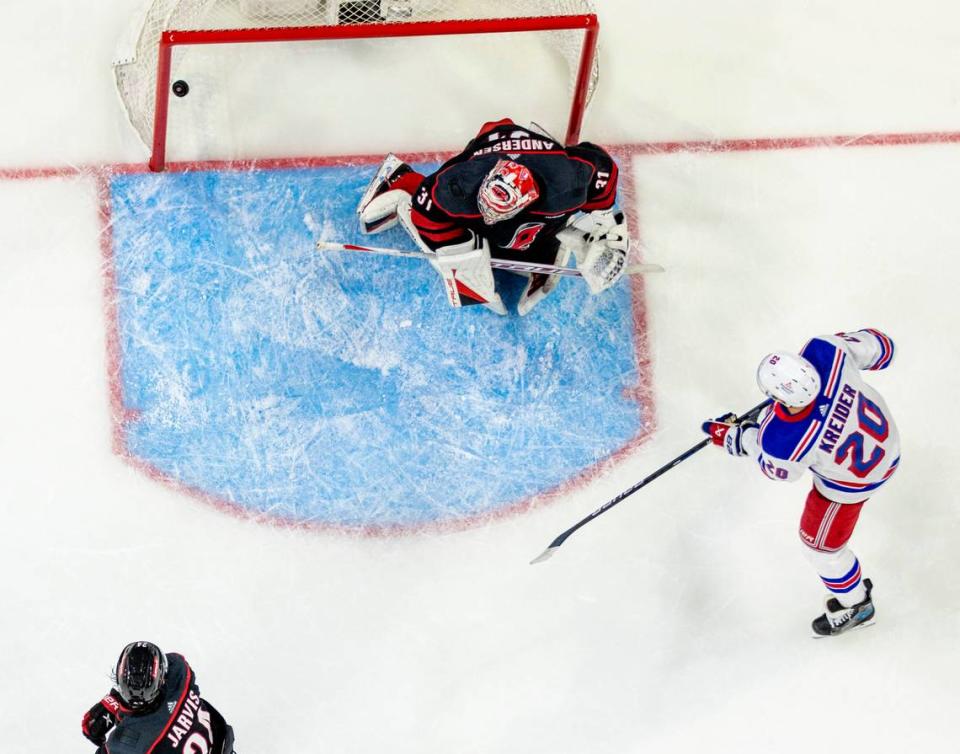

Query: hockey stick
[529,400,772,565]
[316,241,664,277]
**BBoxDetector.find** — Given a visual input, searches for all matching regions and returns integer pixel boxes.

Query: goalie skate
[812,578,876,637]
[357,154,414,234]
[517,245,572,316]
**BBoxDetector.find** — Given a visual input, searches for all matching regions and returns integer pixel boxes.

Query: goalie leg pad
[395,196,506,315]
[357,154,420,234]
[359,188,408,234]
[431,237,506,315]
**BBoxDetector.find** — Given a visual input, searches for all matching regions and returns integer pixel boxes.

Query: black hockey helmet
[115,641,168,712]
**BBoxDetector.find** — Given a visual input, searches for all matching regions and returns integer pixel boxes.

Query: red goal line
[3,129,960,182]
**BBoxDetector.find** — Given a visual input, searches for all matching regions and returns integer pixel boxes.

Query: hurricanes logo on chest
[502,222,546,251]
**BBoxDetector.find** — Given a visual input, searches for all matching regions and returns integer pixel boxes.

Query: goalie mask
[477,159,540,225]
[756,351,821,409]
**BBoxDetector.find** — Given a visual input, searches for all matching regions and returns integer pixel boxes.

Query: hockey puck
[172,80,189,97]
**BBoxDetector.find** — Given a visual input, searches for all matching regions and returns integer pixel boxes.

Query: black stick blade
[527,400,771,565]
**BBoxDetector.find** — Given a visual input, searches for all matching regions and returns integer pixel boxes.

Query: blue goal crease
[107,164,646,528]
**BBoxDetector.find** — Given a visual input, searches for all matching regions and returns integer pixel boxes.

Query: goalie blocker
[357,118,631,315]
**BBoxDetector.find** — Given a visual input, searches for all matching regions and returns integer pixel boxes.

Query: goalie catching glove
[702,412,760,457]
[557,209,631,294]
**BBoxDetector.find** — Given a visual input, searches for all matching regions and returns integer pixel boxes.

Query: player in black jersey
[81,642,235,754]
[357,118,631,315]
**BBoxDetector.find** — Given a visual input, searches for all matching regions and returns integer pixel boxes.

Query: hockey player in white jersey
[702,328,899,636]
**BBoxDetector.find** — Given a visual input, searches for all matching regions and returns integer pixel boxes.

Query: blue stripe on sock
[821,558,860,586]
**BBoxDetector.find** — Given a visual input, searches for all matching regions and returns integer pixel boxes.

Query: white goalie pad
[431,237,504,312]
[357,154,407,234]
[358,189,408,235]
[395,198,506,314]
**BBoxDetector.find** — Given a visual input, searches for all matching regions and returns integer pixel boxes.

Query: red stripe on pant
[799,486,865,552]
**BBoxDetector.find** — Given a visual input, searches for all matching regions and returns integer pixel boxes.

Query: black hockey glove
[82,694,124,746]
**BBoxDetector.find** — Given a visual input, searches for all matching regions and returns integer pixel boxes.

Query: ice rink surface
[2,1,959,752]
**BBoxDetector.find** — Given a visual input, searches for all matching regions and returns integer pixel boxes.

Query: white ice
[2,1,959,752]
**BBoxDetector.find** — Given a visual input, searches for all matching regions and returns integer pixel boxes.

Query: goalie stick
[316,241,665,278]
[529,400,772,565]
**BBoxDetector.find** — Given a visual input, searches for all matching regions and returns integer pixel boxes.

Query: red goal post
[113,1,600,172]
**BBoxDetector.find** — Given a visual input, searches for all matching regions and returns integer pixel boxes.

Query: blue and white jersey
[746,329,899,503]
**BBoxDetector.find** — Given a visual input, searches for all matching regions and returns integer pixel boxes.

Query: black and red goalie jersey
[408,118,619,261]
[355,118,629,314]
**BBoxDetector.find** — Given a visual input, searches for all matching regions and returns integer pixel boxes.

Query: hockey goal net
[114,0,600,171]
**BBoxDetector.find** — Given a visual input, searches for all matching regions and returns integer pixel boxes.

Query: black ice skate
[812,578,875,637]
[356,153,414,234]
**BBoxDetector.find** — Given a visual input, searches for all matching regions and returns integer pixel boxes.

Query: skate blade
[811,618,876,639]
[356,154,402,216]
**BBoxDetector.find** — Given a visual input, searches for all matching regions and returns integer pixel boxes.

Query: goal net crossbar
[114,2,600,171]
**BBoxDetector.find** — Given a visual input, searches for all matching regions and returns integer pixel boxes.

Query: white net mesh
[113,0,599,157]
